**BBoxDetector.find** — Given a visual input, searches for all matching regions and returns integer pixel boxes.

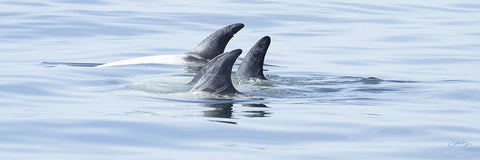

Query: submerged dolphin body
[235,36,270,80]
[97,23,244,68]
[189,49,244,97]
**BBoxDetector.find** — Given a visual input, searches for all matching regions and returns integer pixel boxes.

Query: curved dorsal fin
[190,49,243,96]
[186,23,244,61]
[236,36,270,80]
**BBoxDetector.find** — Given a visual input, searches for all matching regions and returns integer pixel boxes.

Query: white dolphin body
[97,54,188,67]
[96,23,245,69]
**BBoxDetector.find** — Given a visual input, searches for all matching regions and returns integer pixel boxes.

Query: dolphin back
[190,49,243,96]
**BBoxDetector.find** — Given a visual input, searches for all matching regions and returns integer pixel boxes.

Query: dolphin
[189,49,244,97]
[235,36,270,80]
[97,23,244,68]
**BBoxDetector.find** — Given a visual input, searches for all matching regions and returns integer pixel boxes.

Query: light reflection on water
[1,0,480,159]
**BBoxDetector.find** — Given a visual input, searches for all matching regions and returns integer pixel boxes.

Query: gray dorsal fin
[190,49,243,96]
[186,23,244,61]
[236,36,271,80]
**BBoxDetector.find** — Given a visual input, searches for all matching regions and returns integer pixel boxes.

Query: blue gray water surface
[1,0,480,159]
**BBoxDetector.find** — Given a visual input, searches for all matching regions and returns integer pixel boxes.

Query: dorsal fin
[236,36,271,80]
[190,49,243,96]
[96,23,243,68]
[186,23,244,61]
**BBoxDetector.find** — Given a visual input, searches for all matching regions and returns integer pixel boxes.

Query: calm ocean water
[1,0,479,159]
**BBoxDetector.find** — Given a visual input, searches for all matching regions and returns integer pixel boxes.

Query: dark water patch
[361,77,383,84]
[242,103,268,108]
[240,103,271,118]
[200,103,234,119]
[208,120,237,125]
[127,103,271,122]
[129,95,271,121]
[242,110,271,118]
